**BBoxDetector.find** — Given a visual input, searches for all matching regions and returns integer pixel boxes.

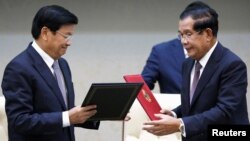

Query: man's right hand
[68,105,97,124]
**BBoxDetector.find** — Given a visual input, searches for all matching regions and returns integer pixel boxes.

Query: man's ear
[40,26,50,41]
[204,28,213,42]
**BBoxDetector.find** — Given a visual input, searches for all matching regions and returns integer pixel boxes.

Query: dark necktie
[52,61,68,107]
[190,61,202,103]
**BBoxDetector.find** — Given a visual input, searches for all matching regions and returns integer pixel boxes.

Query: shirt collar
[198,41,218,68]
[32,41,55,68]
[184,48,188,58]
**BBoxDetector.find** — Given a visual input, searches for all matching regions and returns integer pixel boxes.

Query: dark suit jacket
[142,38,185,93]
[173,42,249,141]
[1,43,99,141]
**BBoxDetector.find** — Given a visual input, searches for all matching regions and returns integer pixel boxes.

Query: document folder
[82,83,143,121]
[123,74,162,120]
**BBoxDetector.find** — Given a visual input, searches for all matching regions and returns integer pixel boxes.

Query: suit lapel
[182,58,195,111]
[27,46,67,110]
[190,43,223,106]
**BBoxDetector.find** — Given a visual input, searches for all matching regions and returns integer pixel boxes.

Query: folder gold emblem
[142,89,152,102]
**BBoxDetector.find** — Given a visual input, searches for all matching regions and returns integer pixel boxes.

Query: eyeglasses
[56,31,72,41]
[178,30,202,41]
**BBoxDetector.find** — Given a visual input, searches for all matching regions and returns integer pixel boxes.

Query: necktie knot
[195,61,202,72]
[52,61,60,70]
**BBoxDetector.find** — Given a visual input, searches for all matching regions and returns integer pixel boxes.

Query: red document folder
[123,74,162,120]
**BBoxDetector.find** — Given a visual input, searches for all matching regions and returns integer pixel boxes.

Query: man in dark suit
[141,38,186,93]
[1,5,99,141]
[142,1,249,141]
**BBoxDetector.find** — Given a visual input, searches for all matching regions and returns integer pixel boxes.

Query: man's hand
[68,105,97,124]
[160,109,175,117]
[142,114,180,136]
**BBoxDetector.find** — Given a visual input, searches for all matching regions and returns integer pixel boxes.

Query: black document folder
[82,83,143,121]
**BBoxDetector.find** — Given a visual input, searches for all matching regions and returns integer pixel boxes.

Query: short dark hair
[31,5,78,39]
[180,1,218,37]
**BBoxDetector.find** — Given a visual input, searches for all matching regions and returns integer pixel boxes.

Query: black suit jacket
[2,43,99,141]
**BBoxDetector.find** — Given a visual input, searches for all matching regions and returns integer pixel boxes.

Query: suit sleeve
[141,46,160,90]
